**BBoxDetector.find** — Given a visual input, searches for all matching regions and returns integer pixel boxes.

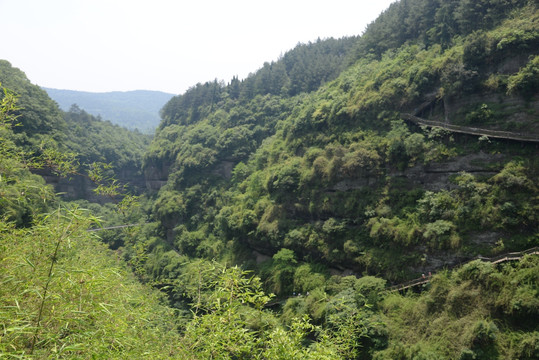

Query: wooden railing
[386,247,539,293]
[401,113,539,143]
[87,223,145,232]
[86,221,537,300]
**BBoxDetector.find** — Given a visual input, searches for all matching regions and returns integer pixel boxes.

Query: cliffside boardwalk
[387,247,539,293]
[87,221,539,297]
[401,113,539,143]
[87,223,145,232]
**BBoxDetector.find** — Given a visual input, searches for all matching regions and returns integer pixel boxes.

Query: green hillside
[1,0,538,358]
[0,60,151,202]
[44,88,174,133]
[145,0,538,279]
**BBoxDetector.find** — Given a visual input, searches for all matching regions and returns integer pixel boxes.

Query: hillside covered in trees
[1,0,538,358]
[146,0,538,278]
[44,88,174,133]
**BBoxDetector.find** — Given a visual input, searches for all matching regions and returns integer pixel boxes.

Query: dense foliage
[159,37,359,131]
[63,104,151,170]
[0,61,151,200]
[145,0,538,283]
[0,78,360,360]
[376,256,539,359]
[140,1,538,355]
[0,209,183,358]
[1,0,538,358]
[353,0,536,56]
[0,60,66,143]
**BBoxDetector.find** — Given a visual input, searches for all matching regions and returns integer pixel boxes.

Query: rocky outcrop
[144,163,170,191]
[326,152,506,193]
[211,160,236,180]
[443,93,539,132]
[116,167,146,193]
[35,169,108,203]
[36,164,145,204]
[398,151,506,191]
[328,177,379,192]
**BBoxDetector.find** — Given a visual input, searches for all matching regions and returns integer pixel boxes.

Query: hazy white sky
[2,0,395,95]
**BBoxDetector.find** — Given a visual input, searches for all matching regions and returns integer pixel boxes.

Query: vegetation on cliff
[1,0,538,358]
[144,0,538,282]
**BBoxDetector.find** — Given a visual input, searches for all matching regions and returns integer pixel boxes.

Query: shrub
[507,55,539,99]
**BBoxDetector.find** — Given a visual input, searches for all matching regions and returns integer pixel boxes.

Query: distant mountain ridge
[44,88,174,133]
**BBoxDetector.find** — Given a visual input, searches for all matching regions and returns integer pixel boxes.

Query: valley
[1,1,538,358]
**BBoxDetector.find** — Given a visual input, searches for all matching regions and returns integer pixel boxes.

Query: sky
[1,0,396,95]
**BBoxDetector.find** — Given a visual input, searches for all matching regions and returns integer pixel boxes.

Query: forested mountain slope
[145,0,538,280]
[0,60,151,200]
[44,87,174,133]
[1,0,538,358]
[134,1,538,356]
[0,81,188,358]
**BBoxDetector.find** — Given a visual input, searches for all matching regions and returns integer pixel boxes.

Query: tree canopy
[1,0,538,358]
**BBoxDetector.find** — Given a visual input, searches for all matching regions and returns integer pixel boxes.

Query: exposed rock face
[442,94,539,132]
[319,151,511,276]
[211,160,235,179]
[144,160,236,192]
[411,249,464,275]
[400,151,506,191]
[409,231,503,275]
[36,169,100,201]
[116,167,146,192]
[328,177,378,192]
[494,53,531,75]
[144,163,170,191]
[36,164,146,204]
[253,250,271,264]
[326,152,505,193]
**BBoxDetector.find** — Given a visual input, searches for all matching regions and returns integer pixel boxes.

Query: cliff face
[37,165,146,203]
[138,2,539,285]
[37,170,102,202]
[400,151,507,191]
[144,163,170,191]
[144,159,237,193]
[327,151,506,193]
[439,93,539,132]
[410,46,538,133]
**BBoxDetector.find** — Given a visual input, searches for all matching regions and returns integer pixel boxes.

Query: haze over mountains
[44,87,174,133]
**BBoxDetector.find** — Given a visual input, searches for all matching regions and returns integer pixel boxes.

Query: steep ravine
[37,165,146,203]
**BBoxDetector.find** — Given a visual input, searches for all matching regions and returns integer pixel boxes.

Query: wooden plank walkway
[401,113,539,143]
[387,247,539,293]
[87,223,145,232]
[265,248,539,307]
[87,220,537,301]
